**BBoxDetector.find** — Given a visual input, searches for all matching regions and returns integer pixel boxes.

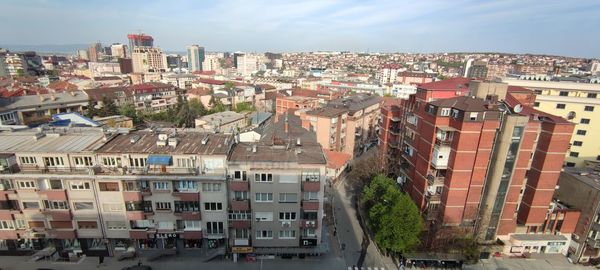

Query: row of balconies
[12,164,226,177]
[228,181,321,192]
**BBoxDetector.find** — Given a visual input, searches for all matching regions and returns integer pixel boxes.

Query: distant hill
[0,44,88,54]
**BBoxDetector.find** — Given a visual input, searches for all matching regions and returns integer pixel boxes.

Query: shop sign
[232,246,254,253]
[300,238,317,246]
[154,233,179,239]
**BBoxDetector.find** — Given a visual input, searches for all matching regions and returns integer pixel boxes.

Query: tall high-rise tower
[186,45,205,72]
[127,33,154,54]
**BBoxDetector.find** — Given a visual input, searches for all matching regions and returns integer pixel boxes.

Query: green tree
[100,97,118,117]
[119,104,141,124]
[175,102,195,128]
[234,102,255,113]
[208,96,226,114]
[85,100,98,118]
[362,174,423,254]
[189,98,207,117]
[223,81,235,90]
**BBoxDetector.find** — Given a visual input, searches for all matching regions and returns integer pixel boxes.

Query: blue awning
[147,155,172,166]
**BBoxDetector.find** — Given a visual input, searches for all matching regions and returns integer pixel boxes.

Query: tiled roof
[324,150,351,169]
[417,78,471,91]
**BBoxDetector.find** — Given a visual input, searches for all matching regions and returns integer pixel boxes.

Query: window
[256,230,273,239]
[228,210,251,220]
[559,91,568,96]
[279,212,297,221]
[175,158,195,168]
[102,203,123,212]
[279,230,296,239]
[102,157,122,167]
[301,171,319,182]
[581,118,591,124]
[573,141,583,146]
[201,183,221,192]
[303,192,319,201]
[233,171,247,180]
[73,156,93,166]
[533,102,540,107]
[174,180,197,191]
[49,180,63,189]
[570,152,579,157]
[303,228,316,237]
[17,181,35,189]
[556,104,566,109]
[206,222,224,234]
[279,193,298,203]
[302,212,318,220]
[440,108,451,116]
[0,220,14,230]
[588,93,597,98]
[425,104,436,115]
[234,191,249,200]
[106,221,127,230]
[77,221,98,229]
[469,112,478,121]
[183,220,201,230]
[451,109,460,119]
[73,202,94,210]
[585,106,595,112]
[174,201,200,212]
[22,201,40,209]
[153,181,169,190]
[70,181,91,190]
[255,193,273,202]
[204,202,223,211]
[98,182,120,191]
[234,229,249,238]
[19,156,37,165]
[279,174,298,184]
[255,212,273,221]
[43,157,64,167]
[155,202,172,210]
[15,219,26,229]
[129,157,147,168]
[576,130,587,136]
[255,173,273,182]
[43,200,68,210]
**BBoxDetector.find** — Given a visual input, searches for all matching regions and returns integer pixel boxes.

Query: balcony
[47,229,77,239]
[147,167,199,175]
[126,211,145,220]
[229,181,249,192]
[435,138,452,146]
[431,145,450,169]
[230,200,250,211]
[174,211,201,220]
[141,187,152,196]
[426,192,441,202]
[233,239,249,246]
[389,128,400,135]
[302,200,320,211]
[301,219,318,228]
[302,182,320,192]
[230,220,251,229]
[388,140,400,149]
[123,191,143,201]
[172,191,199,201]
[42,209,72,221]
[426,174,445,186]
[18,165,94,174]
[38,189,68,201]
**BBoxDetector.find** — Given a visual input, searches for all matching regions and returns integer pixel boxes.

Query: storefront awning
[147,155,172,166]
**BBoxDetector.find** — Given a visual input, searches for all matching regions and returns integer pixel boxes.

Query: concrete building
[4,54,28,76]
[0,127,232,257]
[301,94,381,157]
[396,71,434,85]
[127,34,154,55]
[131,47,167,73]
[87,43,102,62]
[275,96,320,116]
[378,98,403,173]
[504,78,600,167]
[88,62,121,77]
[227,114,327,258]
[377,64,401,84]
[195,111,247,133]
[0,91,89,126]
[110,44,128,59]
[466,61,488,79]
[202,55,221,72]
[0,53,8,78]
[237,54,261,77]
[396,79,576,255]
[555,166,600,263]
[187,45,205,72]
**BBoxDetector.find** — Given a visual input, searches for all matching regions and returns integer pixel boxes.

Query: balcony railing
[435,138,452,146]
[426,192,441,202]
[426,174,445,186]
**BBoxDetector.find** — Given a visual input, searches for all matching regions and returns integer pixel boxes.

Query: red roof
[192,70,217,75]
[417,77,471,91]
[324,150,352,170]
[187,88,212,96]
[196,78,226,85]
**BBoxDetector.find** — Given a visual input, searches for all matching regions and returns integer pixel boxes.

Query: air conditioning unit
[281,221,291,227]
[0,165,5,172]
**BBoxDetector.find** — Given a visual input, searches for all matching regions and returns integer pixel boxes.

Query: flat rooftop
[0,127,107,153]
[97,130,233,155]
[0,91,88,112]
[563,167,600,191]
[196,111,245,125]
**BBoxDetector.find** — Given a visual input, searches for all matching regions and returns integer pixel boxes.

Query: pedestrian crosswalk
[347,267,386,270]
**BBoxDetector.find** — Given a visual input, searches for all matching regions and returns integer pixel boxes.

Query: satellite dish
[567,111,576,120]
[513,104,523,113]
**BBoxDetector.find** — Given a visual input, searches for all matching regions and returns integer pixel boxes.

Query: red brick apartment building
[387,78,579,255]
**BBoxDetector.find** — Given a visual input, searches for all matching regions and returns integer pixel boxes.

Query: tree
[223,81,235,90]
[85,99,98,118]
[234,102,255,113]
[119,104,140,124]
[362,174,423,254]
[347,149,386,190]
[189,98,207,117]
[100,97,118,117]
[175,102,195,128]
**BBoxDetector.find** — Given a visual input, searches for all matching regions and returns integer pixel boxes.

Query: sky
[1,0,599,58]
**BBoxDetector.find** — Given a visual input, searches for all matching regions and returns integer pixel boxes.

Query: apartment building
[0,91,89,126]
[275,96,320,116]
[131,47,168,73]
[504,78,600,167]
[299,94,380,157]
[227,114,326,259]
[397,80,576,254]
[84,82,182,114]
[378,98,403,172]
[555,166,600,263]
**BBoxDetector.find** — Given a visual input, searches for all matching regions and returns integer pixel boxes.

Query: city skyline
[1,0,599,58]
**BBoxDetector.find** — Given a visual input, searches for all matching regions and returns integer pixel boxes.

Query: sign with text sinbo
[154,233,180,239]
[232,246,254,253]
